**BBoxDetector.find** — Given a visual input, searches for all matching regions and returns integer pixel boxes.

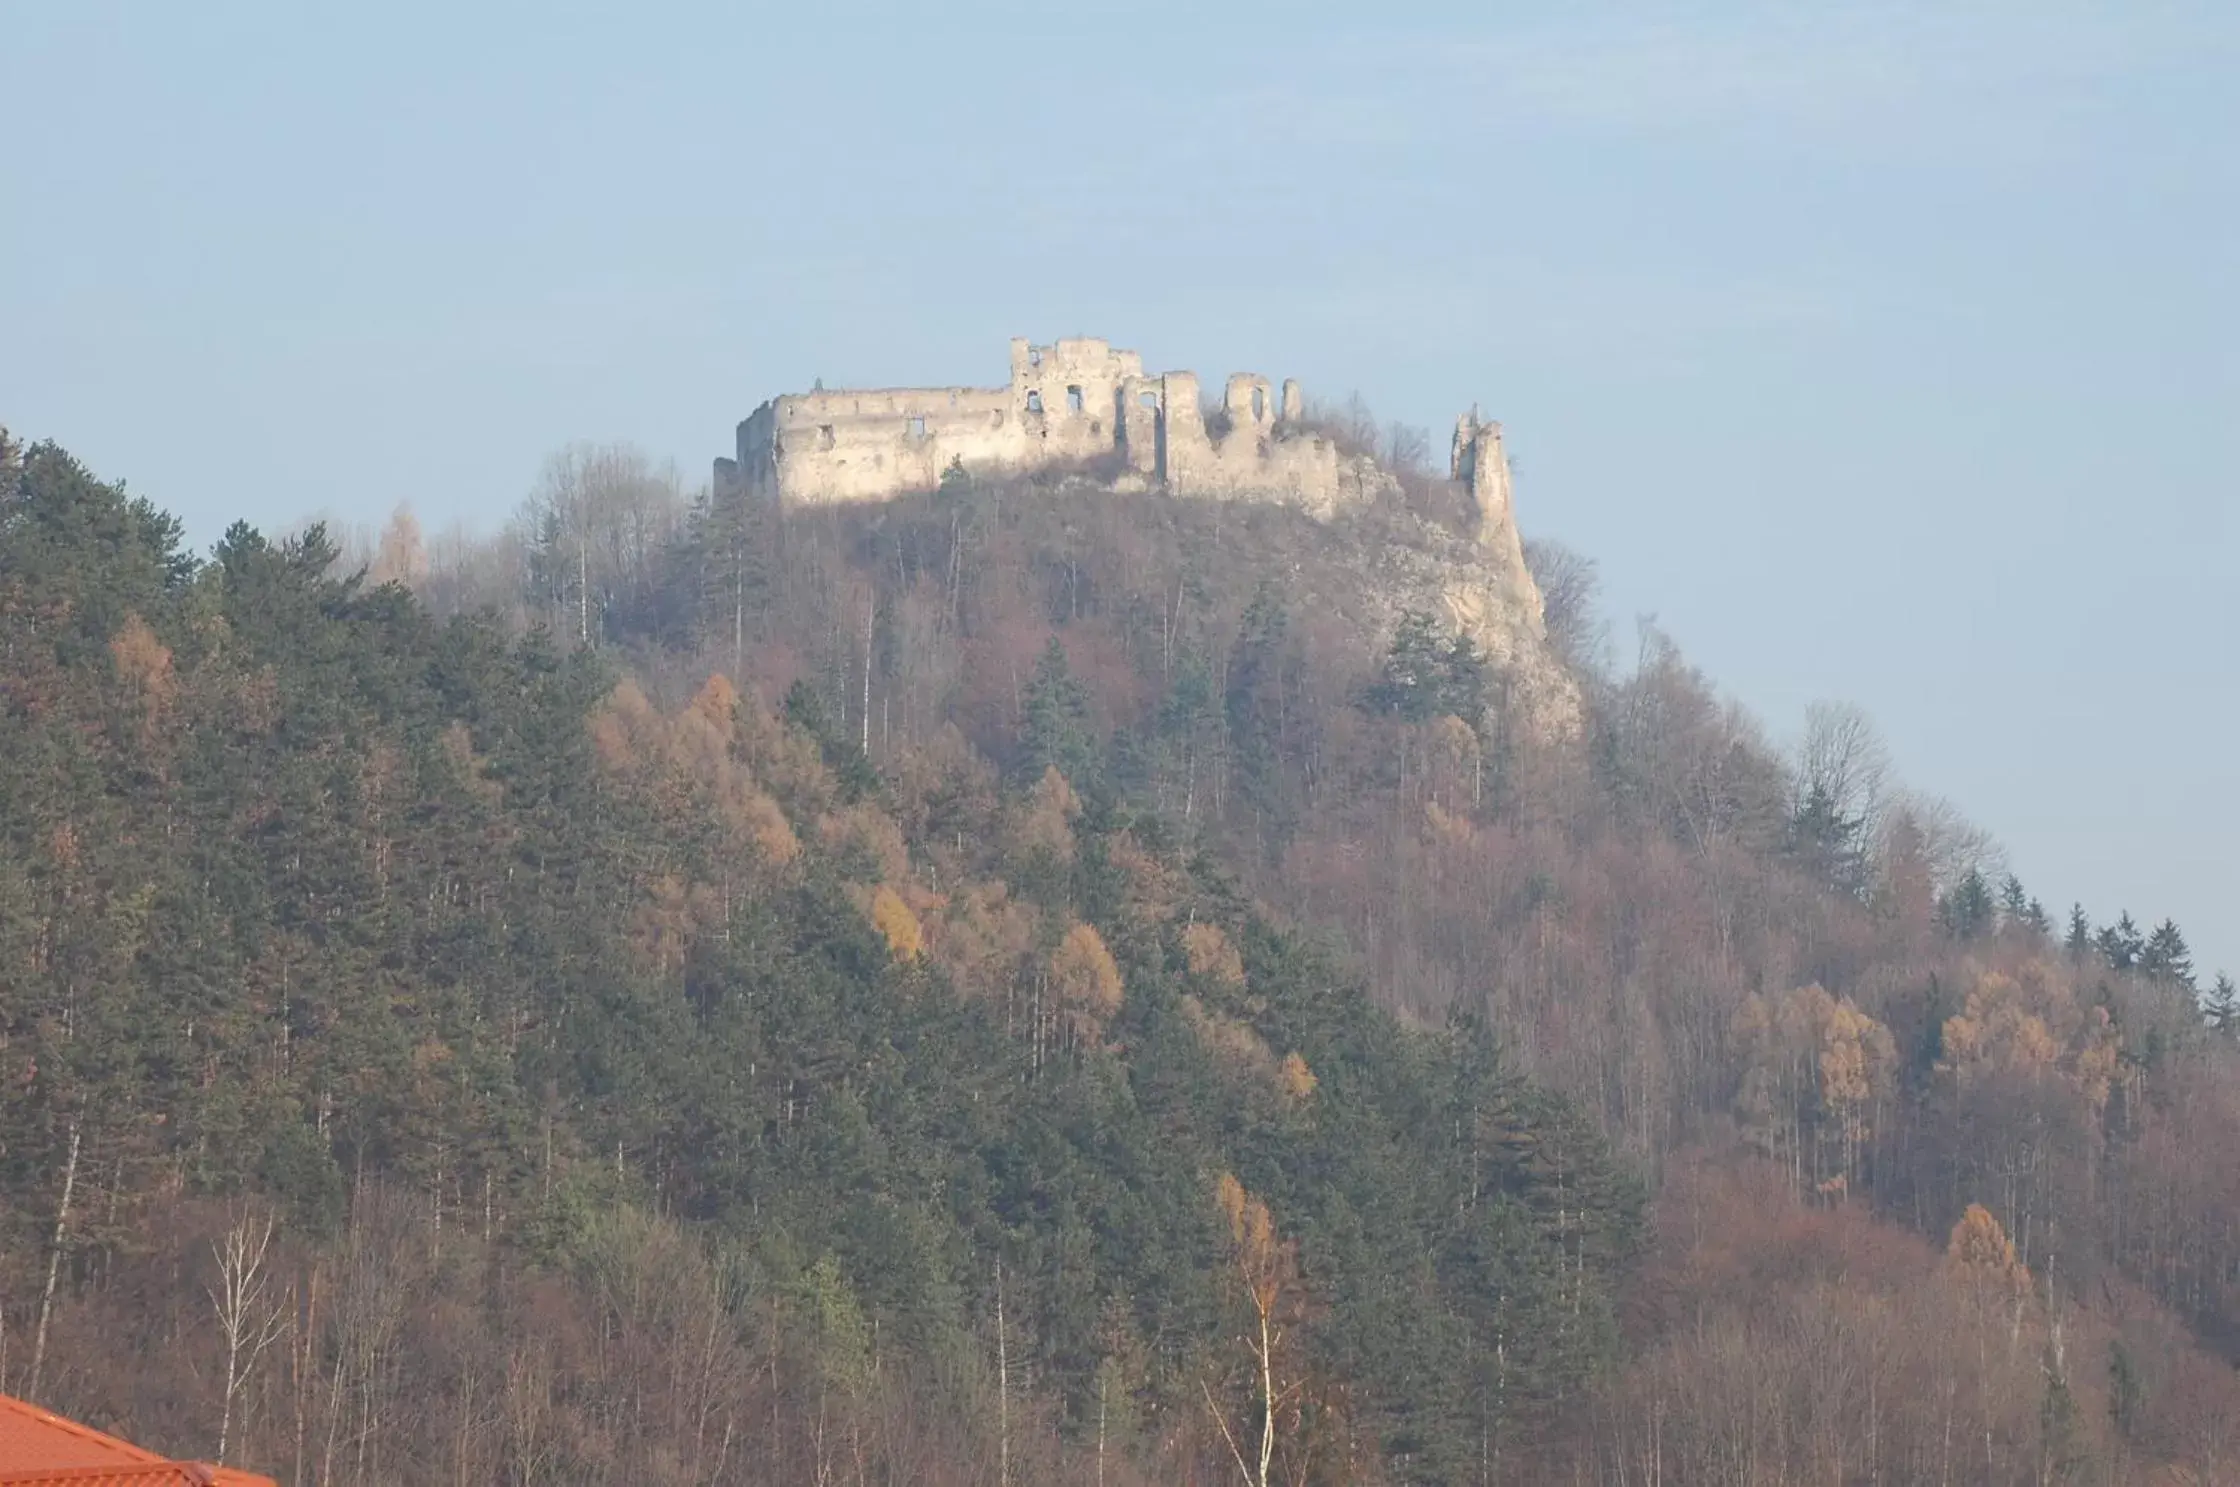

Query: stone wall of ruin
[1155,371,1346,515]
[711,336,1570,732]
[721,336,1356,517]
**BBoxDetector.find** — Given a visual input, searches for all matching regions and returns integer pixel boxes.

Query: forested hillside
[4,428,2237,1484]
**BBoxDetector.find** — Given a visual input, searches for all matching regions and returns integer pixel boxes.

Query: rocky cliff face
[1310,421,1577,738]
[1327,474,1581,739]
[1256,431,1579,738]
[773,409,1580,745]
[968,448,1581,742]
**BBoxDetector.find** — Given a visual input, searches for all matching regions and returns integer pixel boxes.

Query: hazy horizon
[5,1,2232,976]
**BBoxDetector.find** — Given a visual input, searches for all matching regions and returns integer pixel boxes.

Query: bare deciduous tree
[209,1207,287,1460]
[1798,700,1892,842]
[368,503,427,589]
[520,441,688,646]
[1888,788,2008,897]
[1383,420,1432,476]
[1523,538,1606,671]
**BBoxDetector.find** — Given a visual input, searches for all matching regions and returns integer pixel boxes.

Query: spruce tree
[2097,913,2145,972]
[785,678,881,801]
[1363,611,1452,723]
[1789,780,1868,896]
[2204,974,2239,1036]
[2109,1340,2144,1444]
[1020,636,1097,786]
[2142,919,2196,989]
[1939,869,1995,941]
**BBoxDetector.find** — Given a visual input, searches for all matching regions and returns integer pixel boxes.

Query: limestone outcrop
[716,336,1578,734]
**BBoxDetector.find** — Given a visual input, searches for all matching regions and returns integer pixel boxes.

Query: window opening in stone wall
[1066,385,1084,414]
[908,416,927,438]
[1252,386,1266,422]
[1028,347,1043,367]
[818,425,836,450]
[1026,390,1044,414]
[1139,392,1158,409]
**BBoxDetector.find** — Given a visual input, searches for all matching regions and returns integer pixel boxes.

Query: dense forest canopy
[3,427,2236,1484]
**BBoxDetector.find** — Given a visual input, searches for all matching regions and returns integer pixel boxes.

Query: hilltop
[4,417,2238,1484]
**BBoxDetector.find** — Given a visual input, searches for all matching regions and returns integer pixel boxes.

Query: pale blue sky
[5,2,2233,978]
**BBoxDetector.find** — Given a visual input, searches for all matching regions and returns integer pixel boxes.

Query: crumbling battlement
[715,336,1518,538]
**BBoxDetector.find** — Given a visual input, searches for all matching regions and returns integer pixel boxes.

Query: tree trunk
[996,1257,1011,1487]
[27,1123,80,1400]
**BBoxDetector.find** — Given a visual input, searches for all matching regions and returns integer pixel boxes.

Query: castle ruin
[714,334,1570,730]
[717,336,1520,542]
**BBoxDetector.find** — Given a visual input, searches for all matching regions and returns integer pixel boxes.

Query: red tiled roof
[0,1394,276,1486]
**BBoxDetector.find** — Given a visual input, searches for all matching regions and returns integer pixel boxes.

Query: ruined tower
[717,336,1348,515]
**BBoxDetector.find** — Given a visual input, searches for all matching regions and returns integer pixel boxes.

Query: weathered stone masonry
[720,337,1411,519]
[714,334,1576,732]
[716,335,1522,546]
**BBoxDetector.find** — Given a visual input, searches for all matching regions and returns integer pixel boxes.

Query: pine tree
[1361,611,1489,727]
[1020,637,1097,786]
[677,482,769,671]
[1224,584,1300,842]
[1996,877,2051,938]
[2141,919,2196,989]
[1363,611,1450,723]
[784,679,880,801]
[1790,780,1868,896]
[2066,904,2092,960]
[2096,913,2145,972]
[2203,974,2238,1036]
[2040,1354,2083,1483]
[1938,869,1995,942]
[935,455,971,500]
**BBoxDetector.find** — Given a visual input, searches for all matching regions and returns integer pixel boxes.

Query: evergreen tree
[2203,974,2239,1036]
[2141,919,2196,989]
[935,454,971,499]
[1993,876,2052,937]
[1223,584,1301,845]
[676,482,770,667]
[1999,874,2030,926]
[2066,903,2092,960]
[1020,636,1097,786]
[2097,912,2145,972]
[2040,1356,2083,1483]
[1938,868,1995,942]
[1789,780,1869,898]
[784,678,881,801]
[1361,610,1489,727]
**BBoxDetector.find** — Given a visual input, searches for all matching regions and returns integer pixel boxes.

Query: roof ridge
[0,1393,167,1464]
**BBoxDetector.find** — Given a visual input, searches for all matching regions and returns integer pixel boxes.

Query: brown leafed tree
[1206,1173,1313,1487]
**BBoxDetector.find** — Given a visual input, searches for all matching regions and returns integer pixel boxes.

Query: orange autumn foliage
[591,676,800,868]
[1051,921,1124,1032]
[1945,1202,2031,1295]
[929,880,1036,1000]
[869,885,923,963]
[1009,765,1080,863]
[1182,922,1246,987]
[108,612,175,746]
